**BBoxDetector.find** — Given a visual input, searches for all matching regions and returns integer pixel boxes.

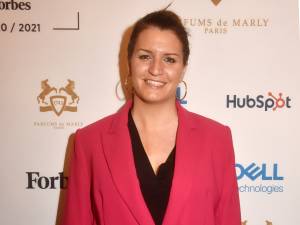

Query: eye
[164,56,176,64]
[138,54,151,60]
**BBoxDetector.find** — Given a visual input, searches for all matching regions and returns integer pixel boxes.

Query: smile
[144,79,166,88]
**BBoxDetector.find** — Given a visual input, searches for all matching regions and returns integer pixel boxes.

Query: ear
[126,59,131,76]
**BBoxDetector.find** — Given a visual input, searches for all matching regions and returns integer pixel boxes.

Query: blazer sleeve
[215,126,241,225]
[61,129,95,225]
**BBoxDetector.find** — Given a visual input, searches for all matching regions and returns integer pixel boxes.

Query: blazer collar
[102,99,203,225]
[108,99,196,134]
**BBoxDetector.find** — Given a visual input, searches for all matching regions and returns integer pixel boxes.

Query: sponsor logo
[183,17,269,34]
[34,79,83,129]
[0,0,31,10]
[236,163,283,181]
[236,163,284,194]
[26,172,68,189]
[183,1,269,34]
[37,79,80,116]
[226,92,291,111]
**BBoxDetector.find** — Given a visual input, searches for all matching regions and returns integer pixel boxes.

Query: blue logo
[236,163,284,194]
[235,163,284,181]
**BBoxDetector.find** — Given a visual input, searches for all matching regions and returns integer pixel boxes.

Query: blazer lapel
[102,99,206,225]
[162,100,207,225]
[102,100,155,225]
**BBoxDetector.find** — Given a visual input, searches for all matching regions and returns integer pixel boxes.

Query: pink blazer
[62,99,241,225]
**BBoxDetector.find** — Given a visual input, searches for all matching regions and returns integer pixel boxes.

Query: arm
[61,129,95,225]
[215,126,241,225]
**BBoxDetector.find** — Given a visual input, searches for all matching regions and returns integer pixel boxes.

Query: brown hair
[127,10,190,65]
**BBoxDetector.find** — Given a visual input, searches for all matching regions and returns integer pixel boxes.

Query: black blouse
[127,109,176,225]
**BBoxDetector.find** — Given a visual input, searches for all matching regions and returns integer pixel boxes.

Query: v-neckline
[128,110,176,178]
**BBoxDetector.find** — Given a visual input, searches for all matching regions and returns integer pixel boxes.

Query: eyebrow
[137,48,180,57]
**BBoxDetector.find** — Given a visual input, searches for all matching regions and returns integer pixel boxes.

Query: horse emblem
[37,79,57,104]
[59,79,80,104]
[37,79,79,116]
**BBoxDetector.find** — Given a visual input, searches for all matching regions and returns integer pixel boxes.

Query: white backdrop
[1,0,299,225]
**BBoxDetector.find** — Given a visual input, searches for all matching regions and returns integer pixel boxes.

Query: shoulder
[75,112,117,140]
[75,100,132,138]
[184,109,233,149]
[186,110,231,134]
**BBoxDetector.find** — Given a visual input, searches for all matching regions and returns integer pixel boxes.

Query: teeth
[145,79,165,87]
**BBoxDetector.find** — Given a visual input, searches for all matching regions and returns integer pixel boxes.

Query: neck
[131,96,178,131]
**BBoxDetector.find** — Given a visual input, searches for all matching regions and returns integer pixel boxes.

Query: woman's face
[129,26,186,104]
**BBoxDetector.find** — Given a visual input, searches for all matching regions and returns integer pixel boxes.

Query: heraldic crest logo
[37,79,80,116]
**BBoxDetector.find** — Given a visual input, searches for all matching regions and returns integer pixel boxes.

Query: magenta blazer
[62,99,241,225]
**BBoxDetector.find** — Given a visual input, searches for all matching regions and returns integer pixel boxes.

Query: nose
[148,57,163,76]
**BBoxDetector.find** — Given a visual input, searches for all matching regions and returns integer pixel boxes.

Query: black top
[127,109,176,225]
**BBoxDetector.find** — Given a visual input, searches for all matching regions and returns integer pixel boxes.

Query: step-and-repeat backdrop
[1,0,299,225]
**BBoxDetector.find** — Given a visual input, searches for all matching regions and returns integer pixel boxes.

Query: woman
[62,10,241,225]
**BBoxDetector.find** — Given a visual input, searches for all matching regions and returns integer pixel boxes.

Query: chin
[134,93,174,104]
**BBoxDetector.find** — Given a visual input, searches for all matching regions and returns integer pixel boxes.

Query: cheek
[130,60,148,77]
[166,66,185,82]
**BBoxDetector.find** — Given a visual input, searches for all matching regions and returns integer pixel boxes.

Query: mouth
[144,79,166,88]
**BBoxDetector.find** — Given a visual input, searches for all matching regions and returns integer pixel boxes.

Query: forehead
[134,26,182,54]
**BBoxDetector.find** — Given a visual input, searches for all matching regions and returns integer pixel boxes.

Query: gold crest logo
[37,79,80,116]
[211,0,222,6]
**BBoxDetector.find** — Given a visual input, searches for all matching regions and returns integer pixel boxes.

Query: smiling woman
[62,9,241,225]
[129,26,186,104]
